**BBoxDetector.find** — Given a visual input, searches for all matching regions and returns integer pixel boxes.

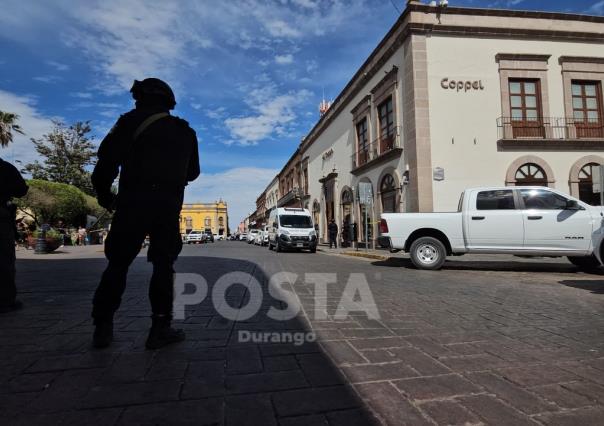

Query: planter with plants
[27,229,64,252]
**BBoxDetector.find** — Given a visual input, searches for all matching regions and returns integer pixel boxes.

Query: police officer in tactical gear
[0,158,28,313]
[91,78,200,349]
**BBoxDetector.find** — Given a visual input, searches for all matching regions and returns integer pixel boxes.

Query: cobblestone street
[2,242,604,425]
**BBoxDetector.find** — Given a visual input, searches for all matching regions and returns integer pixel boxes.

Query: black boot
[93,318,113,348]
[146,315,185,350]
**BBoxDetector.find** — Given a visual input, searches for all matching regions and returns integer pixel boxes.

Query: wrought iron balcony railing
[497,116,604,140]
[352,126,402,170]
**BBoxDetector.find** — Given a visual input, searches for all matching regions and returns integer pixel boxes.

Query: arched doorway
[341,188,353,247]
[341,187,353,224]
[569,156,604,205]
[578,163,601,206]
[312,200,320,233]
[357,179,374,248]
[514,163,548,186]
[380,174,397,213]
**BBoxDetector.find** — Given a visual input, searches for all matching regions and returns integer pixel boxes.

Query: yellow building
[180,200,229,236]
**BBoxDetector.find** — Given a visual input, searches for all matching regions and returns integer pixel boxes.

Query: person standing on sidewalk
[90,78,200,350]
[0,157,28,313]
[328,219,338,249]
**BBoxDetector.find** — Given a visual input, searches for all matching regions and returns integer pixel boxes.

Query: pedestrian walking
[0,157,29,313]
[328,219,338,249]
[90,78,200,349]
[78,226,87,246]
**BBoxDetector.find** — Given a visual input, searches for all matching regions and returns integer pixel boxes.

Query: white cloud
[33,75,62,83]
[291,0,319,9]
[306,59,318,73]
[589,1,604,14]
[205,106,227,120]
[263,20,303,38]
[64,0,212,94]
[225,87,311,146]
[0,90,55,166]
[184,167,279,227]
[46,60,69,71]
[275,54,294,65]
[70,92,93,99]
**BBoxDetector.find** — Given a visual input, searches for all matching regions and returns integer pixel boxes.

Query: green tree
[0,111,25,147]
[16,179,98,226]
[24,121,96,195]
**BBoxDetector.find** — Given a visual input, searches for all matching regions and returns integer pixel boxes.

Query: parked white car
[247,229,260,244]
[185,230,205,244]
[239,233,247,241]
[254,231,263,245]
[379,187,604,271]
[268,207,317,252]
[262,226,269,246]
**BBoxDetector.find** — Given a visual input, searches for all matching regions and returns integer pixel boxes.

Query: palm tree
[0,111,25,147]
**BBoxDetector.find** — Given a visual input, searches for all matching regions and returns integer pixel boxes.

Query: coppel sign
[441,78,485,92]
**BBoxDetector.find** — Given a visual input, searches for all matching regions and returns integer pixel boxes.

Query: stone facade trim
[505,155,556,186]
[569,155,604,197]
[496,53,551,123]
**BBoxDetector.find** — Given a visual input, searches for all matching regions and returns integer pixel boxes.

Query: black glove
[97,192,117,212]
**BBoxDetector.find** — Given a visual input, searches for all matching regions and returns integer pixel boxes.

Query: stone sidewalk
[2,244,604,425]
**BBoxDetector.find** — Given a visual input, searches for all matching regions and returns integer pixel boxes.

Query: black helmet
[130,78,176,109]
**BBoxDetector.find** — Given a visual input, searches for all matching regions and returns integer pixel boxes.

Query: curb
[317,249,389,261]
[340,251,389,261]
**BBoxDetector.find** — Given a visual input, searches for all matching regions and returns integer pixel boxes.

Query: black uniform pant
[92,193,183,322]
[329,233,338,249]
[0,220,17,306]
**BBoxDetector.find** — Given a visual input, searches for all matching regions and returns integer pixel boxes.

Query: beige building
[265,176,280,214]
[286,2,604,245]
[180,201,229,236]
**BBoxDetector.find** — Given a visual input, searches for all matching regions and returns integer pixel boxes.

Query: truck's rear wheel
[409,237,446,270]
[568,255,602,272]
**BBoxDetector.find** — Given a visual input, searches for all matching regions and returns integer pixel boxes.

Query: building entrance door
[323,179,335,241]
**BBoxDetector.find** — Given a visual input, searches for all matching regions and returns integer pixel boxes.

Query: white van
[268,208,317,253]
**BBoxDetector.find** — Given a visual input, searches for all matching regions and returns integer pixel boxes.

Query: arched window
[515,163,548,187]
[185,217,193,229]
[579,163,601,206]
[204,217,211,227]
[219,217,225,227]
[380,174,397,213]
[341,188,353,205]
[341,188,353,228]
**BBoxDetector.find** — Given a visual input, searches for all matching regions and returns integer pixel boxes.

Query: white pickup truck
[378,187,604,271]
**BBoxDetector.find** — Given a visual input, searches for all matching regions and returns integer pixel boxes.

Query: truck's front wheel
[409,237,446,270]
[568,255,602,272]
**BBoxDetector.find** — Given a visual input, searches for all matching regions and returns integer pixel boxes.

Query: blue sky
[1,0,603,225]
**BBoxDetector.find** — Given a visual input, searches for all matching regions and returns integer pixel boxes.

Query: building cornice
[559,56,604,64]
[297,4,604,156]
[408,4,604,23]
[496,54,551,63]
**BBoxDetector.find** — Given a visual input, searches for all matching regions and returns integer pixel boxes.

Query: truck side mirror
[566,200,581,210]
